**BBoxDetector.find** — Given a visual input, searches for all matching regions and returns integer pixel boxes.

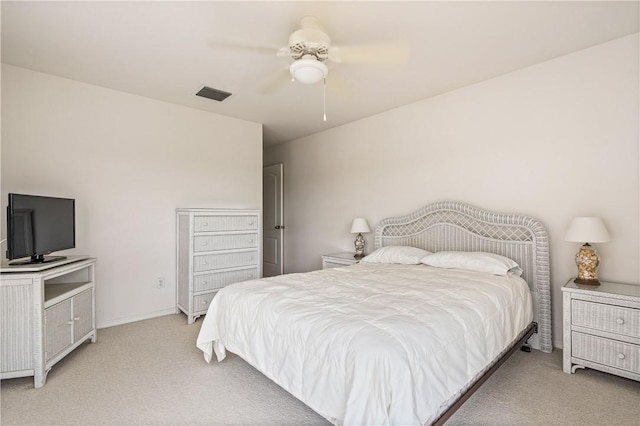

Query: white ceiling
[2,1,638,146]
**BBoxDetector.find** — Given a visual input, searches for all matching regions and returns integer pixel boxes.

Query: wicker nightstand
[321,252,359,269]
[562,278,640,381]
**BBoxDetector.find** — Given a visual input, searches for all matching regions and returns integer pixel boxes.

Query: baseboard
[97,308,178,329]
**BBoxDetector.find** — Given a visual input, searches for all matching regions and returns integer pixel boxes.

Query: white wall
[1,64,263,327]
[264,34,640,349]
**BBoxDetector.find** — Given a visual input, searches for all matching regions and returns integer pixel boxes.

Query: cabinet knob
[249,239,254,243]
[67,320,74,325]
[203,261,208,266]
[249,221,254,226]
[248,274,253,278]
[202,280,208,285]
[616,318,624,325]
[203,242,208,246]
[618,353,626,360]
[74,317,80,321]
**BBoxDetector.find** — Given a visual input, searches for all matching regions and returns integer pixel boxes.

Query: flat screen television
[6,193,76,265]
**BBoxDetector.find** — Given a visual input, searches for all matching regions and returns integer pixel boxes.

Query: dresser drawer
[194,268,259,292]
[193,233,258,252]
[572,332,640,374]
[193,251,258,272]
[572,300,640,339]
[193,292,216,314]
[194,215,258,232]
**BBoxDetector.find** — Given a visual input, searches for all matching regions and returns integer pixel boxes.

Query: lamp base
[573,277,601,286]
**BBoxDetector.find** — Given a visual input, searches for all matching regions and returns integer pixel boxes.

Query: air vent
[195,86,232,102]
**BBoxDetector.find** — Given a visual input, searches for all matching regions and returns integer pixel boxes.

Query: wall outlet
[157,278,165,289]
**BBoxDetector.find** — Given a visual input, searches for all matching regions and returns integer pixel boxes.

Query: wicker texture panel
[374,200,552,353]
[0,282,34,371]
[194,268,259,292]
[72,289,94,342]
[194,233,258,252]
[177,214,191,310]
[44,299,73,362]
[572,331,640,374]
[193,292,216,314]
[193,251,258,272]
[572,300,639,339]
[194,215,258,232]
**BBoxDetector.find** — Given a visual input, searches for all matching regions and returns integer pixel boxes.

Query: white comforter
[196,263,533,425]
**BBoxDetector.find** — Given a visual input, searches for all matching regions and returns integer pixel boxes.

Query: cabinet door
[44,299,73,362]
[72,289,94,343]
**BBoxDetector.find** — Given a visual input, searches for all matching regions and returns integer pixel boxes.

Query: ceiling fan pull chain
[323,78,327,122]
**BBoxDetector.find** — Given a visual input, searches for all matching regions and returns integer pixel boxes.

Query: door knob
[275,225,285,229]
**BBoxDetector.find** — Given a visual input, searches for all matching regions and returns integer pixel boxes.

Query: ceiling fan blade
[207,39,285,56]
[256,66,291,94]
[328,43,409,65]
[325,71,353,98]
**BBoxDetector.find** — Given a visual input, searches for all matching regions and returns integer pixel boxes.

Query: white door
[263,164,283,276]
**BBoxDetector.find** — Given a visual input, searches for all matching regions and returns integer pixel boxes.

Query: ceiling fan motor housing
[288,26,331,61]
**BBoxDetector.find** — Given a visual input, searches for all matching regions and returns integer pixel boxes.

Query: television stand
[0,257,97,388]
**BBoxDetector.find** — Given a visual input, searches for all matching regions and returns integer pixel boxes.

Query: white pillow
[420,251,523,276]
[361,246,432,265]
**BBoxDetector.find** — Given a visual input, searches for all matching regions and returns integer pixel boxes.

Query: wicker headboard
[374,200,552,353]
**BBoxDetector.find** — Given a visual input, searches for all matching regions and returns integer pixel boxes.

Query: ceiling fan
[209,16,409,90]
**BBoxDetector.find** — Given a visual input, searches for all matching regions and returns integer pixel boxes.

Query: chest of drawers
[176,209,261,324]
[562,279,640,381]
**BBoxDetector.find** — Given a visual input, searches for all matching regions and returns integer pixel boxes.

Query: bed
[196,201,552,425]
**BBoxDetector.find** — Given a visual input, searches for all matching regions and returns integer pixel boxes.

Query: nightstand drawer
[572,300,639,339]
[572,332,640,374]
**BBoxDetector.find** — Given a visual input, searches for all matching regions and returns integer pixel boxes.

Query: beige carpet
[1,314,638,425]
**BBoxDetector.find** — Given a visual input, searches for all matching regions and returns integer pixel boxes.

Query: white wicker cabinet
[0,257,97,388]
[562,279,640,381]
[176,209,261,324]
[321,252,359,269]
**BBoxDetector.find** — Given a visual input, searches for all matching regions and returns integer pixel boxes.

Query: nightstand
[322,252,359,269]
[562,278,640,381]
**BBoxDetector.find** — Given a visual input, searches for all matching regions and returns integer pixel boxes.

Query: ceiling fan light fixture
[289,59,328,84]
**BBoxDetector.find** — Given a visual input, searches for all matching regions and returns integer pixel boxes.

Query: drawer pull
[249,256,254,261]
[202,300,208,305]
[73,317,80,321]
[249,221,254,226]
[249,274,253,278]
[618,353,626,360]
[616,318,624,325]
[67,320,74,325]
[249,239,254,243]
[202,280,208,285]
[203,261,208,266]
[203,242,208,246]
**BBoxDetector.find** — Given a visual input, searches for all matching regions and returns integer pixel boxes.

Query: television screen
[7,193,75,263]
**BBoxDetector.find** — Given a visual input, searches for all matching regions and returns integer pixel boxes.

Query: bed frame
[374,200,552,424]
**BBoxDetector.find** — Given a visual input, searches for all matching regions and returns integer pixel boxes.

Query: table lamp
[350,218,371,259]
[565,217,610,286]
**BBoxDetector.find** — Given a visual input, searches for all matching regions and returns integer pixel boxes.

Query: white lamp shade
[350,218,371,234]
[565,217,611,243]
